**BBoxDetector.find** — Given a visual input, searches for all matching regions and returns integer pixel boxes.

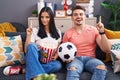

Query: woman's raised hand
[26,20,33,36]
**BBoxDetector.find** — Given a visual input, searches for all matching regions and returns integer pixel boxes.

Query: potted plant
[32,10,38,17]
[101,0,120,30]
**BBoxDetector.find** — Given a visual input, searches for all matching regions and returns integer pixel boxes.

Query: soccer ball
[58,42,77,62]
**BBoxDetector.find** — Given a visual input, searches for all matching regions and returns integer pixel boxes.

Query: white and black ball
[58,42,77,62]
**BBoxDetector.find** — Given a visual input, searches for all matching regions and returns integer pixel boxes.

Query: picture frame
[55,10,66,18]
[76,0,90,3]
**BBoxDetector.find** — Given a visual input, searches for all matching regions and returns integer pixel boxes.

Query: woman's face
[41,12,50,27]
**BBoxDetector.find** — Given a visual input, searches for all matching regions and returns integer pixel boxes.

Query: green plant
[101,0,120,30]
[32,10,38,14]
[34,74,56,80]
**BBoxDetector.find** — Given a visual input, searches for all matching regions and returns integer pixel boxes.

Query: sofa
[0,22,120,80]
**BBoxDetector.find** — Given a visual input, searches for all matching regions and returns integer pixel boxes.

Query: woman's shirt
[31,28,62,63]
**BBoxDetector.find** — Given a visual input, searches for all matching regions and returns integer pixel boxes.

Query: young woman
[25,7,62,80]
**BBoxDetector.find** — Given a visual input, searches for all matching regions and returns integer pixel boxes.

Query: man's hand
[62,60,73,63]
[96,16,105,32]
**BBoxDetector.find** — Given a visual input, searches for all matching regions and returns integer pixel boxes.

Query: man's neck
[74,24,86,34]
[75,23,85,29]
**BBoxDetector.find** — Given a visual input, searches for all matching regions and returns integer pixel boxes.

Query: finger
[99,16,102,23]
[29,20,32,28]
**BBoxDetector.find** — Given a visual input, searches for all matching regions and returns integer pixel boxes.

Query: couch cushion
[0,30,5,37]
[5,32,26,52]
[109,39,120,73]
[105,29,120,39]
[5,32,26,42]
[104,29,120,62]
[0,35,24,67]
[11,22,26,32]
[95,45,106,61]
[0,22,16,32]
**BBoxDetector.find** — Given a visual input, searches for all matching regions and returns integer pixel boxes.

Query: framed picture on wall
[55,10,66,18]
[76,0,90,3]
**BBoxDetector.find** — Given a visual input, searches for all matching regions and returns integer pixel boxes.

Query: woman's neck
[45,26,49,33]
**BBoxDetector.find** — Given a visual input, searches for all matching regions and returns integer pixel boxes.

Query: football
[58,42,77,62]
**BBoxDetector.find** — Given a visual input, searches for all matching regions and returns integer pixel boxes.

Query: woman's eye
[46,16,50,18]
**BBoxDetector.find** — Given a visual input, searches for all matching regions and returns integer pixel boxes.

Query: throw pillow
[0,22,16,32]
[0,35,24,67]
[109,39,120,73]
[5,32,26,52]
[0,30,5,37]
[104,28,120,62]
[105,29,120,39]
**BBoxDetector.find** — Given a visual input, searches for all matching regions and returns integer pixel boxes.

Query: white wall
[0,0,111,26]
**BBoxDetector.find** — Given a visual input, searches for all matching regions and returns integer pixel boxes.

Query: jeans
[66,56,107,80]
[25,43,62,80]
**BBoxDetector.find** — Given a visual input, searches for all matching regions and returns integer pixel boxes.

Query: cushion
[109,39,120,73]
[104,28,120,62]
[105,29,120,39]
[95,45,106,61]
[5,32,26,42]
[0,30,5,37]
[0,35,24,67]
[5,32,26,50]
[0,22,16,32]
[104,53,111,62]
[11,22,26,32]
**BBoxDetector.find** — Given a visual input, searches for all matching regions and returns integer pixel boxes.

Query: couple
[25,5,111,80]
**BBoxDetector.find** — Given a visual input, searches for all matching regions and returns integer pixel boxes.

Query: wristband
[99,32,105,35]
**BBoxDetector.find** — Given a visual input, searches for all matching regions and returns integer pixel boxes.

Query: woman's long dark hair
[38,7,60,40]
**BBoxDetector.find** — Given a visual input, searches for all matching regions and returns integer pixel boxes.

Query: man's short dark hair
[71,5,86,15]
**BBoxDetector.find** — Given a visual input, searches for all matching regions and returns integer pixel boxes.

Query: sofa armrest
[11,22,27,32]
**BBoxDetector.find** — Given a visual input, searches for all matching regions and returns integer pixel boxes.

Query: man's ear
[84,14,86,19]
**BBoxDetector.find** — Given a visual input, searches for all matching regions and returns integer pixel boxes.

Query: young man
[62,5,111,80]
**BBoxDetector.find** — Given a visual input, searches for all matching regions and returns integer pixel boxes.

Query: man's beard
[75,21,82,26]
[76,23,82,26]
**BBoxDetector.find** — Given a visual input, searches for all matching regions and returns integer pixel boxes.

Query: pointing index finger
[99,16,102,23]
[29,20,32,28]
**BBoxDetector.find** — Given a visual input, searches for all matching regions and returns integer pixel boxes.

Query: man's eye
[73,14,78,16]
[80,13,83,16]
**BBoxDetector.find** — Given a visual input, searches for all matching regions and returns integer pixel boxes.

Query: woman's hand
[27,20,33,36]
[52,52,58,60]
[26,27,33,36]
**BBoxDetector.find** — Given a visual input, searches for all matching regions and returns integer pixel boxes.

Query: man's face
[72,9,86,26]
